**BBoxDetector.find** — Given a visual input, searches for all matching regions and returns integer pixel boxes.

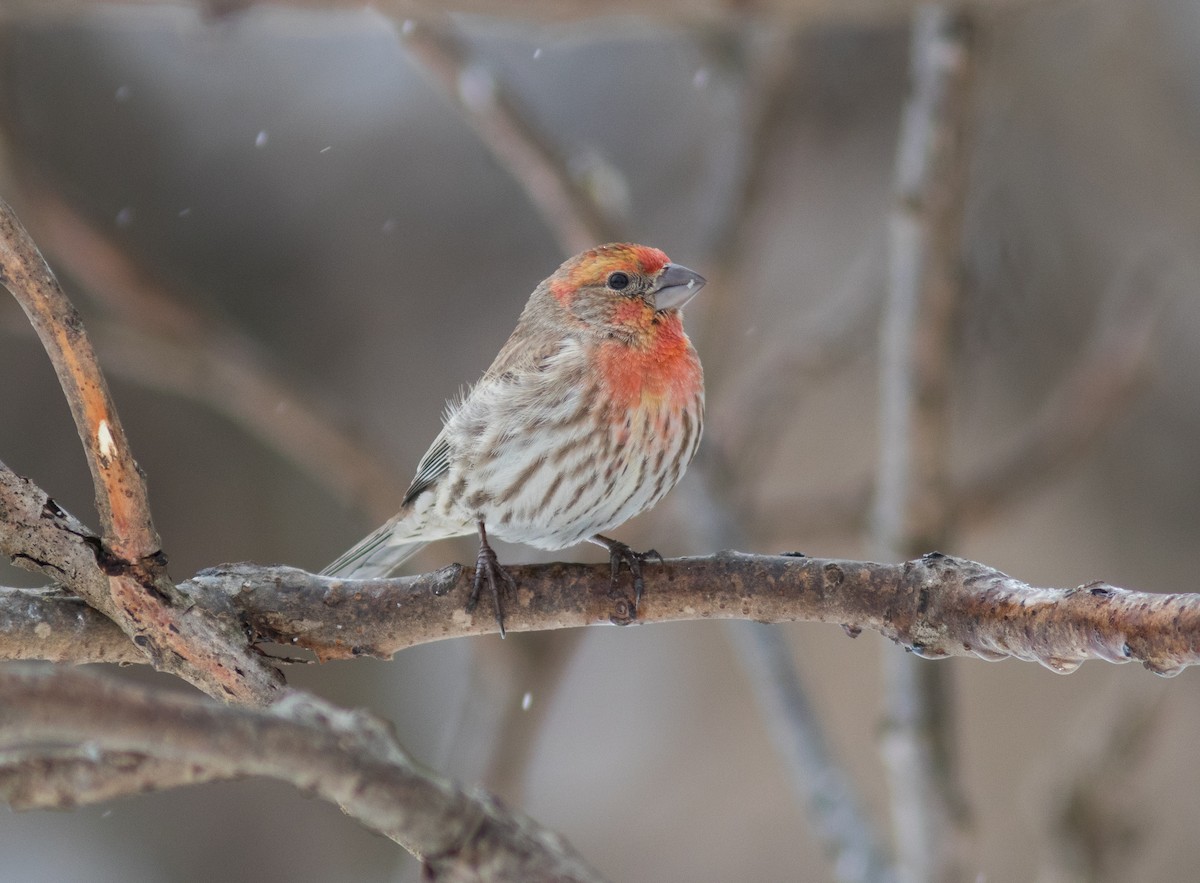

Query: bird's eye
[607,271,630,291]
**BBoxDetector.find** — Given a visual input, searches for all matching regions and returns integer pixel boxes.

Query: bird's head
[547,243,706,341]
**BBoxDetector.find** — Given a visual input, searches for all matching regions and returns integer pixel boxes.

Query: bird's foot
[470,523,516,638]
[592,535,663,613]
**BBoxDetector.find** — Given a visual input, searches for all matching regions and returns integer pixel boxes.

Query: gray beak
[653,262,706,311]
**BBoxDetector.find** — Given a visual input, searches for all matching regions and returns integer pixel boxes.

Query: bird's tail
[321,519,428,579]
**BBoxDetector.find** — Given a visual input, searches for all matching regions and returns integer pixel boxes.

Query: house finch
[323,243,705,634]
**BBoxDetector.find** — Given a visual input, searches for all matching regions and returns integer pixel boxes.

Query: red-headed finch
[324,243,705,634]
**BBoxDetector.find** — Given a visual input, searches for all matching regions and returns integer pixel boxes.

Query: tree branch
[0,199,158,563]
[0,198,283,704]
[0,665,607,883]
[4,540,1198,676]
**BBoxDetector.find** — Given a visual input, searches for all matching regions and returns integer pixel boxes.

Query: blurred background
[2,1,1200,881]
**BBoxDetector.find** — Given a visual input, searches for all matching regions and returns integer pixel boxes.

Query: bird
[322,243,706,635]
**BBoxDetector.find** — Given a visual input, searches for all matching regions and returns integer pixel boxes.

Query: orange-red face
[548,243,705,340]
[545,243,706,413]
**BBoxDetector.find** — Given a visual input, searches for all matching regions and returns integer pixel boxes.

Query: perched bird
[323,243,706,634]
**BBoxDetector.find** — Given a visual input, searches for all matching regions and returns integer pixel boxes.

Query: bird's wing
[401,429,452,508]
[399,332,582,507]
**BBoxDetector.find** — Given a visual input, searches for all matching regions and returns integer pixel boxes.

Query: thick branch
[0,460,284,701]
[0,665,606,883]
[3,550,1197,676]
[6,444,1196,679]
[0,587,137,664]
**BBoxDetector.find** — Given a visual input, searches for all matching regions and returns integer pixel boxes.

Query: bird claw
[470,532,516,638]
[595,536,662,612]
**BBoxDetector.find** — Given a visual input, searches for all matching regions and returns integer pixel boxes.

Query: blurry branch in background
[722,617,898,883]
[0,197,284,705]
[398,18,618,253]
[0,0,1042,28]
[708,234,883,472]
[681,429,898,882]
[871,8,975,883]
[951,257,1165,526]
[681,240,896,882]
[14,186,405,522]
[661,26,898,883]
[0,665,608,883]
[694,23,803,380]
[1030,684,1164,883]
[750,214,1166,542]
[684,377,896,883]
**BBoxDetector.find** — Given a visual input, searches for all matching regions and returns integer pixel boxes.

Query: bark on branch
[0,665,606,883]
[3,532,1196,677]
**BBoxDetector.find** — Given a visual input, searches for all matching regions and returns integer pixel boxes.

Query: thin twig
[0,665,608,883]
[0,199,159,563]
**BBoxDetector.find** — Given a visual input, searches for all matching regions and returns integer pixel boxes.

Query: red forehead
[550,243,670,301]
